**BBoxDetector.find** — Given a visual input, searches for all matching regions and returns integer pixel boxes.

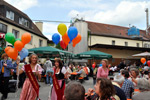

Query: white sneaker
[50,84,53,87]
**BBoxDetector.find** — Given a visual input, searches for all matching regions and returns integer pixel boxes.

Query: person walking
[44,58,53,86]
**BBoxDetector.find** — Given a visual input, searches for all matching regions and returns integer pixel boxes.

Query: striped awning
[0,33,5,39]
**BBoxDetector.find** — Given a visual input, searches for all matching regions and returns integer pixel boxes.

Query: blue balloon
[67,26,78,41]
[99,64,102,67]
[144,61,146,65]
[19,48,29,61]
[52,33,60,45]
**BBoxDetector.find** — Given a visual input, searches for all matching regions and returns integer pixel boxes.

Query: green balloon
[5,32,16,45]
[16,38,21,41]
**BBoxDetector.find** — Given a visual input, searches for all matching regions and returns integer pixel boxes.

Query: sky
[4,0,150,40]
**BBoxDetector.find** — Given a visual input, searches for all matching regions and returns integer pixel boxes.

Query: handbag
[8,80,17,93]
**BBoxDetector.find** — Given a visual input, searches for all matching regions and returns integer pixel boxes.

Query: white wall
[90,35,143,47]
[68,21,88,54]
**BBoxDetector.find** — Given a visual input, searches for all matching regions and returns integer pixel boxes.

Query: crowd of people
[0,53,150,100]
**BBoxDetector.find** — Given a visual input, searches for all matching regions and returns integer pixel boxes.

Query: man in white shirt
[44,58,53,86]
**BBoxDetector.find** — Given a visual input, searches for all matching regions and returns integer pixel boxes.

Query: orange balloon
[141,58,146,64]
[14,40,24,51]
[62,33,70,46]
[21,33,31,44]
[7,48,18,60]
[5,46,12,53]
[72,34,81,47]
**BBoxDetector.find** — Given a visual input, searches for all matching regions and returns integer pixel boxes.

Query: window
[29,36,33,45]
[137,43,139,47]
[19,17,29,27]
[39,39,43,47]
[125,42,128,46]
[6,10,14,20]
[0,23,7,33]
[112,40,115,45]
[12,29,19,38]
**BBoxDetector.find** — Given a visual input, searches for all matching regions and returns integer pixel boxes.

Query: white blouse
[21,64,43,74]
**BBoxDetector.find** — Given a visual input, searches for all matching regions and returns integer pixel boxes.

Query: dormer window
[19,17,29,27]
[6,10,14,20]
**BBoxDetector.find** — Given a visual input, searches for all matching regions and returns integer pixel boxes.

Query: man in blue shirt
[121,70,134,99]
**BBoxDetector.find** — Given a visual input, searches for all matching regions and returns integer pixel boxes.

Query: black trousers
[18,72,26,88]
[13,72,17,80]
[0,73,10,98]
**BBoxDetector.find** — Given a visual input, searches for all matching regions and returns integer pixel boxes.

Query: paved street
[0,77,94,100]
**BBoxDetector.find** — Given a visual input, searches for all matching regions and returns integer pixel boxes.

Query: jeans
[93,78,96,85]
[46,75,52,84]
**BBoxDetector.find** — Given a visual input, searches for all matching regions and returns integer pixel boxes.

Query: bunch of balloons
[4,32,31,60]
[52,23,82,49]
[140,58,150,67]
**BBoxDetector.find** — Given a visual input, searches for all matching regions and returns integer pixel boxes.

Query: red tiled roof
[86,21,150,40]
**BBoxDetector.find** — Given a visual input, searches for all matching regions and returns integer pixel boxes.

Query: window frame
[112,40,115,45]
[12,29,19,38]
[39,39,43,47]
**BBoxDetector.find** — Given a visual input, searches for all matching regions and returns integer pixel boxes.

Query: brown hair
[64,82,85,100]
[29,53,38,64]
[1,53,8,59]
[130,68,139,76]
[97,78,116,100]
[54,58,63,69]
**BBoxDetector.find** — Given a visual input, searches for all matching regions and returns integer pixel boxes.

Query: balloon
[21,33,31,44]
[57,23,67,36]
[144,61,146,65]
[15,38,21,41]
[4,46,12,53]
[99,64,102,67]
[7,48,18,60]
[52,33,60,45]
[60,40,67,49]
[5,32,16,45]
[92,64,95,69]
[141,58,146,64]
[67,26,78,41]
[147,60,150,67]
[14,41,24,51]
[72,34,81,47]
[62,33,70,46]
[19,48,29,61]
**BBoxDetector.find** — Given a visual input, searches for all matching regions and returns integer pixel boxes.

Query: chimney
[35,22,43,33]
[145,8,149,35]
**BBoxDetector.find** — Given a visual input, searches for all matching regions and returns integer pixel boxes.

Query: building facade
[0,0,48,49]
[68,20,150,65]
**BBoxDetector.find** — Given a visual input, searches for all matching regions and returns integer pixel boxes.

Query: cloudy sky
[4,0,150,40]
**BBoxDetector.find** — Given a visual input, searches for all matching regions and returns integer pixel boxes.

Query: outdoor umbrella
[77,50,112,59]
[132,52,150,57]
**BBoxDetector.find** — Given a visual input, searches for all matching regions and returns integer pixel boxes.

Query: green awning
[77,50,112,59]
[28,46,73,58]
